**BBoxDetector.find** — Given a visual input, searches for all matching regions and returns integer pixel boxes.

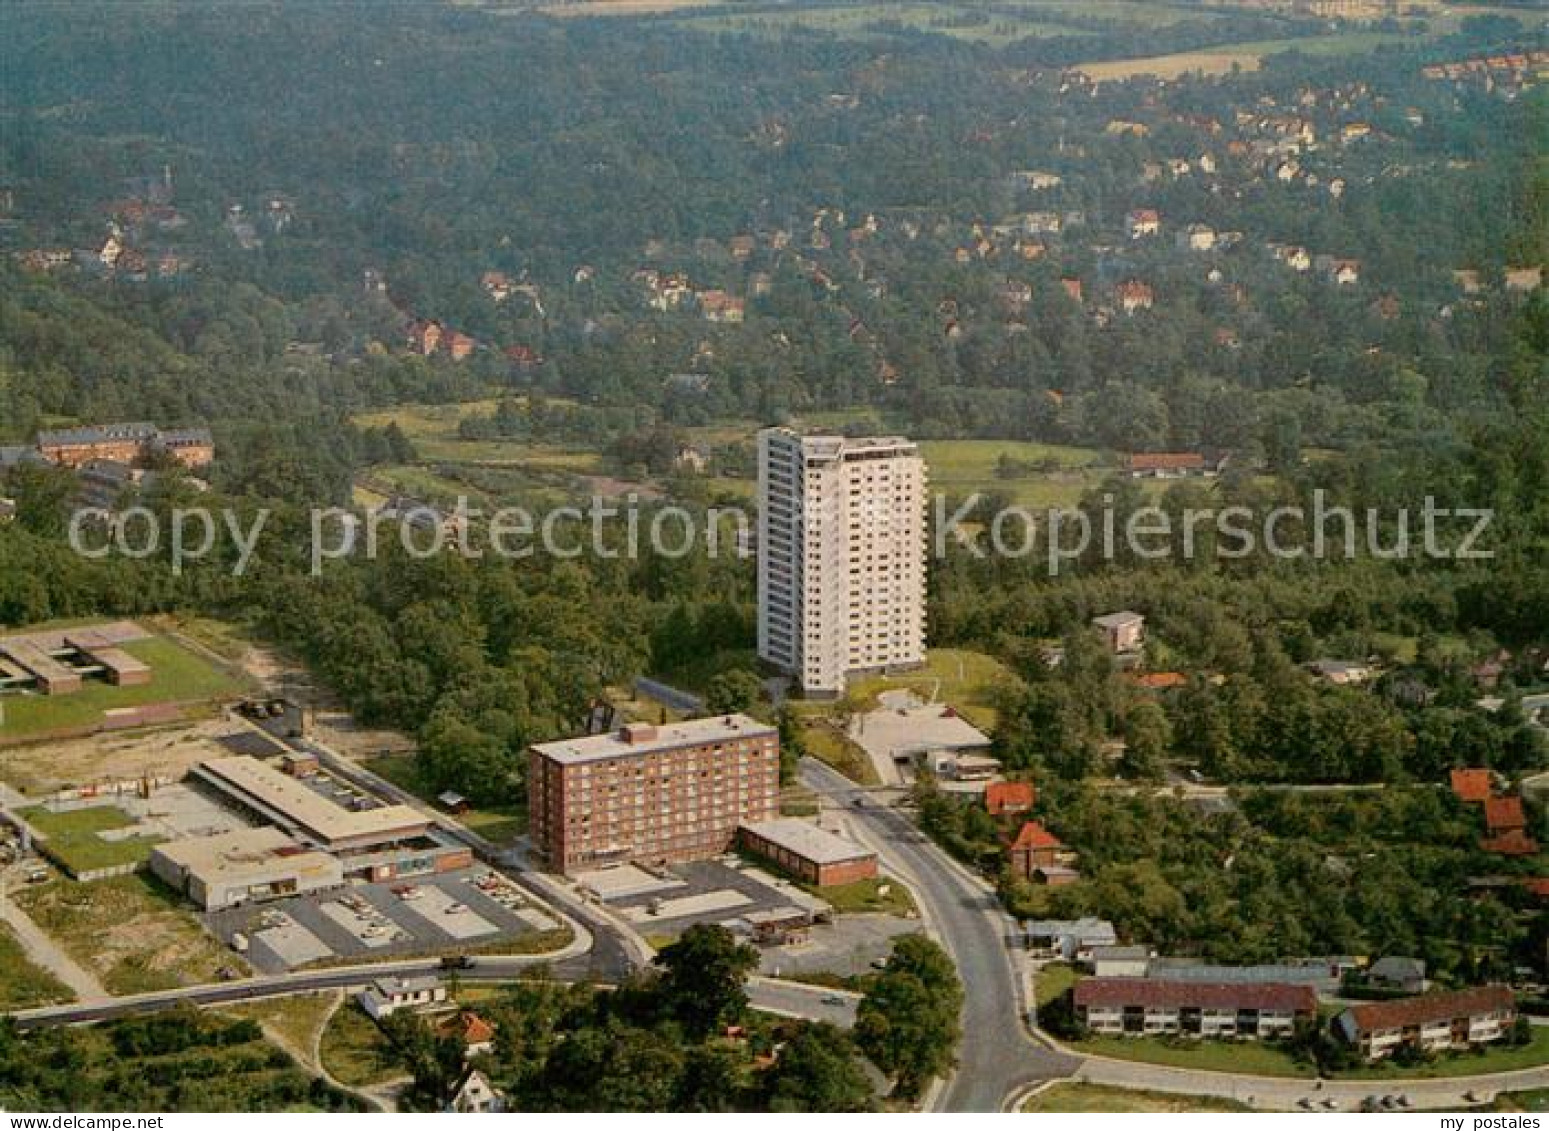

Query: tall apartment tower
[757,428,927,697]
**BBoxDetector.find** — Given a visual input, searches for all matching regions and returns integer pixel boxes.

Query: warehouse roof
[195,756,429,847]
[740,818,875,866]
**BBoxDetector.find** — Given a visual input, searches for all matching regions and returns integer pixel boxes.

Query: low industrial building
[194,756,430,852]
[1074,978,1317,1040]
[192,755,472,880]
[150,827,343,911]
[1334,986,1516,1060]
[738,818,878,887]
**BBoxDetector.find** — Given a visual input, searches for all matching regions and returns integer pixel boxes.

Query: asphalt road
[799,759,1083,1111]
[12,954,857,1032]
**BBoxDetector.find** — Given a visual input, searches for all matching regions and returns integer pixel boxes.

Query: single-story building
[359,975,450,1021]
[738,818,877,887]
[1027,918,1117,962]
[150,827,344,912]
[1367,956,1427,994]
[1090,945,1152,978]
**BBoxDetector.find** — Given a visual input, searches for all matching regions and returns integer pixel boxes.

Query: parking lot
[206,866,561,973]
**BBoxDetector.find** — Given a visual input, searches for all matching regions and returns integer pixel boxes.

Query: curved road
[800,758,1083,1110]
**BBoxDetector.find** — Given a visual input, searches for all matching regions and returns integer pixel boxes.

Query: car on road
[820,994,847,1006]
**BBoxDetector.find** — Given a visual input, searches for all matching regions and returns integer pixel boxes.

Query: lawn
[1035,962,1080,1009]
[0,634,247,739]
[368,751,526,844]
[1072,1034,1314,1079]
[14,873,246,995]
[1023,1082,1252,1113]
[320,1004,403,1089]
[1335,1027,1549,1080]
[845,647,1017,730]
[0,920,73,1010]
[806,875,916,917]
[21,804,163,875]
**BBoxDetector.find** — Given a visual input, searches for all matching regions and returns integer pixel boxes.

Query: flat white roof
[531,714,775,766]
[854,705,992,759]
[153,826,339,882]
[740,818,875,866]
[197,756,429,846]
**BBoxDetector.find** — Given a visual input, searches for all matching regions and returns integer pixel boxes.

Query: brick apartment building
[1334,986,1517,1060]
[528,716,780,872]
[1073,978,1317,1040]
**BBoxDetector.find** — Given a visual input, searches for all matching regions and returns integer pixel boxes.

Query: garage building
[738,818,877,887]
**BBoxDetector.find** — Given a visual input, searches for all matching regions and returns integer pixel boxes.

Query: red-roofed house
[436,1012,497,1057]
[1450,768,1493,803]
[985,781,1035,817]
[1484,796,1526,834]
[1481,830,1539,857]
[1074,978,1316,1040]
[1009,821,1074,883]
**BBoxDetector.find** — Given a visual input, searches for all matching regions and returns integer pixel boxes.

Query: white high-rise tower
[756,428,927,697]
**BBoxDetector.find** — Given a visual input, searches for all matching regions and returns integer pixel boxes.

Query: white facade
[757,429,927,696]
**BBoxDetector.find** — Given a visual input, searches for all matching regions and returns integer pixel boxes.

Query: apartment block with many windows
[756,428,927,697]
[528,716,779,872]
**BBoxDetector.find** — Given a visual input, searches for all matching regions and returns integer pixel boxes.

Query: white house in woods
[1092,611,1145,654]
[446,1068,506,1114]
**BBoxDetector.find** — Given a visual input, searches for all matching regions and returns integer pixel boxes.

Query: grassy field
[0,634,246,739]
[672,3,1086,44]
[794,716,879,786]
[368,751,526,844]
[14,873,245,995]
[320,1004,403,1089]
[1076,26,1444,81]
[1072,1034,1314,1079]
[919,439,1114,509]
[1023,1082,1252,1113]
[806,875,917,917]
[0,921,73,1010]
[21,804,163,875]
[222,991,341,1058]
[846,647,1017,731]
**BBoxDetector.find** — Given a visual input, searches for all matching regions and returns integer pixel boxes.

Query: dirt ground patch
[0,718,248,796]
